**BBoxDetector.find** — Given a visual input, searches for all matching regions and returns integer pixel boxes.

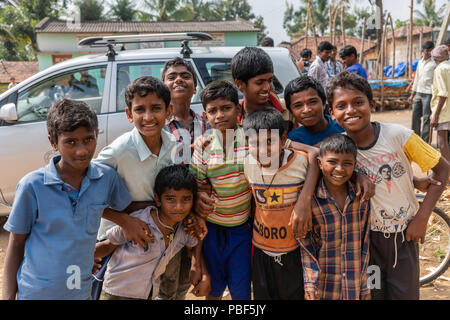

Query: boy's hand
[406,216,428,243]
[189,261,202,287]
[431,113,439,128]
[361,292,371,300]
[414,176,442,193]
[92,258,102,275]
[184,214,208,240]
[195,192,216,219]
[304,290,316,300]
[355,173,375,201]
[290,200,312,239]
[190,273,211,297]
[121,215,154,248]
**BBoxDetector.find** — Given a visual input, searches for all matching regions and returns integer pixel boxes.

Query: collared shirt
[411,58,436,94]
[299,179,371,300]
[4,155,131,300]
[165,109,209,163]
[102,206,197,299]
[346,64,368,79]
[431,60,450,123]
[308,56,329,90]
[190,126,251,226]
[93,127,180,240]
[325,59,343,78]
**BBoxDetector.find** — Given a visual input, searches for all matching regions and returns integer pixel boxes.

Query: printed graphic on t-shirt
[356,150,414,233]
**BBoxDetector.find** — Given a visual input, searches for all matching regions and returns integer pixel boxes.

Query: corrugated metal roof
[35,17,259,33]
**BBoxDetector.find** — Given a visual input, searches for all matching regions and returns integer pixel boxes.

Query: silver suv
[0,33,300,215]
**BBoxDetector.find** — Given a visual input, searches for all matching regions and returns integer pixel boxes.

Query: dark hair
[260,37,274,47]
[154,165,198,198]
[331,45,337,51]
[318,41,334,52]
[339,45,357,59]
[284,76,326,112]
[319,134,357,159]
[422,41,435,50]
[231,47,273,83]
[125,76,171,111]
[326,71,373,106]
[47,99,98,143]
[200,80,239,110]
[161,57,198,87]
[300,48,312,58]
[243,108,285,138]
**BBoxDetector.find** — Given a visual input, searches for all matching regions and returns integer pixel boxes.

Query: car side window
[116,62,202,112]
[16,66,107,122]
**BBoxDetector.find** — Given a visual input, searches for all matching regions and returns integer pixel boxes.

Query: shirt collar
[315,177,356,202]
[167,109,199,127]
[209,124,244,153]
[131,127,177,162]
[43,155,103,185]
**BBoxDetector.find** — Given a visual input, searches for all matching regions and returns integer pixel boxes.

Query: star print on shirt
[270,192,280,203]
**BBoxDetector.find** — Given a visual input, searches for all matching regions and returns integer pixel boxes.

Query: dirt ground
[0,108,449,300]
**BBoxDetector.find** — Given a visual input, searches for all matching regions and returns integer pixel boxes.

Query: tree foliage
[413,0,445,28]
[108,0,137,21]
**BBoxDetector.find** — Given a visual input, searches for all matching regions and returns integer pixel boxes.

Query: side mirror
[0,103,18,121]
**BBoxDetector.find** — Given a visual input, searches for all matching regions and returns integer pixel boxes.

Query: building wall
[225,32,257,46]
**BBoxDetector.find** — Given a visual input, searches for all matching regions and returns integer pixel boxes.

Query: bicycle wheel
[419,205,450,286]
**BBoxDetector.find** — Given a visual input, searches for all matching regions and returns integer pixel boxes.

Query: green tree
[171,0,220,21]
[108,0,137,21]
[75,0,105,21]
[138,0,179,21]
[213,0,267,42]
[414,0,445,27]
[283,0,331,38]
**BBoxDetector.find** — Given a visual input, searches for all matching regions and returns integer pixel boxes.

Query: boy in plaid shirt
[299,134,371,300]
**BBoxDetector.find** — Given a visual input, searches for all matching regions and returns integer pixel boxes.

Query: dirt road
[0,108,449,300]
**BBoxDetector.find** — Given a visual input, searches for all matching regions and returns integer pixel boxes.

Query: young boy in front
[243,108,319,299]
[2,99,132,300]
[94,165,209,300]
[327,71,449,300]
[299,134,371,300]
[190,80,252,300]
[285,76,344,146]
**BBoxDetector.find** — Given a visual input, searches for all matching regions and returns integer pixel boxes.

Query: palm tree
[138,0,179,21]
[108,0,137,21]
[171,0,220,21]
[414,0,445,27]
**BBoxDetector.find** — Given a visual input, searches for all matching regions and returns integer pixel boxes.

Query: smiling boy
[327,71,449,300]
[190,81,252,300]
[299,134,371,300]
[285,76,344,146]
[2,100,132,300]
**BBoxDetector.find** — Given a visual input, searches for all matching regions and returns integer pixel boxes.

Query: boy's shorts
[252,246,304,300]
[202,219,252,300]
[369,230,420,300]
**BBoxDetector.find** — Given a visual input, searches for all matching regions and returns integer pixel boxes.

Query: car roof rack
[78,32,214,61]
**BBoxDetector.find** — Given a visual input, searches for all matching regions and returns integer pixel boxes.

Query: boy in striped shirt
[190,81,252,300]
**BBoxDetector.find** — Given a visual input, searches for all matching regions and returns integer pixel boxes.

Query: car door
[107,59,204,144]
[0,63,111,214]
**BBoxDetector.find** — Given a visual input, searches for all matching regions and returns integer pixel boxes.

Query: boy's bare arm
[406,158,449,243]
[102,208,154,248]
[123,201,156,213]
[2,233,27,300]
[94,239,118,260]
[290,149,320,239]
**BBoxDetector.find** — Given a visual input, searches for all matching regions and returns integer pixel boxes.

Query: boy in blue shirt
[285,76,344,146]
[2,99,132,300]
[339,45,368,80]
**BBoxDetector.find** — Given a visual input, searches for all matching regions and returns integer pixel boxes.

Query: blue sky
[247,0,449,44]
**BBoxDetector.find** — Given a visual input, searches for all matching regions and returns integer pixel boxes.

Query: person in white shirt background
[408,41,436,143]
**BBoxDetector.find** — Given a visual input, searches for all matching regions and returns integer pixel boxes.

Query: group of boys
[2,44,448,301]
